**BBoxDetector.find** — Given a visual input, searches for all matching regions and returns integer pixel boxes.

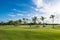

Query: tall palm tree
[32,16,37,24]
[50,15,55,28]
[40,16,45,27]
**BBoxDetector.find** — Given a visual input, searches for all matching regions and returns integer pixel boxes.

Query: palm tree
[23,18,26,24]
[50,15,55,28]
[32,16,37,24]
[40,16,45,27]
[18,19,22,24]
[23,18,28,24]
[26,18,29,24]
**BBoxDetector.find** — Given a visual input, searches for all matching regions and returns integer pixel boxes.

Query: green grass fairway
[0,25,60,40]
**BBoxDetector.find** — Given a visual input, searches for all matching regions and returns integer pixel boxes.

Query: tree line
[0,15,55,28]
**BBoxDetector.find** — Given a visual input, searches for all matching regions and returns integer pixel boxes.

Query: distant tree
[40,16,45,27]
[8,20,14,25]
[14,20,20,26]
[13,19,22,26]
[32,16,37,24]
[0,22,4,25]
[50,15,55,28]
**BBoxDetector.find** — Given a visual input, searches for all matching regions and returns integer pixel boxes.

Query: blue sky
[0,0,60,23]
[0,0,34,22]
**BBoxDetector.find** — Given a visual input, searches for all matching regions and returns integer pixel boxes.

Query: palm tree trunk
[52,18,54,28]
[43,21,45,27]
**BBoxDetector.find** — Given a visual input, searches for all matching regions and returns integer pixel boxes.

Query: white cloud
[13,8,21,12]
[32,0,60,24]
[17,14,23,16]
[32,0,43,8]
[13,8,27,13]
[8,14,16,17]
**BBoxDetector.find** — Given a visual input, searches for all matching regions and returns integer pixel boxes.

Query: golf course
[0,25,60,40]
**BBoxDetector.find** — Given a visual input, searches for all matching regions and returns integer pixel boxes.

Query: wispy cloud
[13,8,27,13]
[8,9,25,18]
[8,14,16,17]
[8,13,24,17]
[13,8,22,13]
[17,14,23,16]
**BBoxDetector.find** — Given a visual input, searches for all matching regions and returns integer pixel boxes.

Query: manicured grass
[0,25,60,40]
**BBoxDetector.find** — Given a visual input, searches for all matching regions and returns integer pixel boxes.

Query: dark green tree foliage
[8,20,14,25]
[14,19,22,26]
[0,22,5,25]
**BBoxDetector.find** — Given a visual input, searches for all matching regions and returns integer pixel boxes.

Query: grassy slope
[0,25,60,40]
